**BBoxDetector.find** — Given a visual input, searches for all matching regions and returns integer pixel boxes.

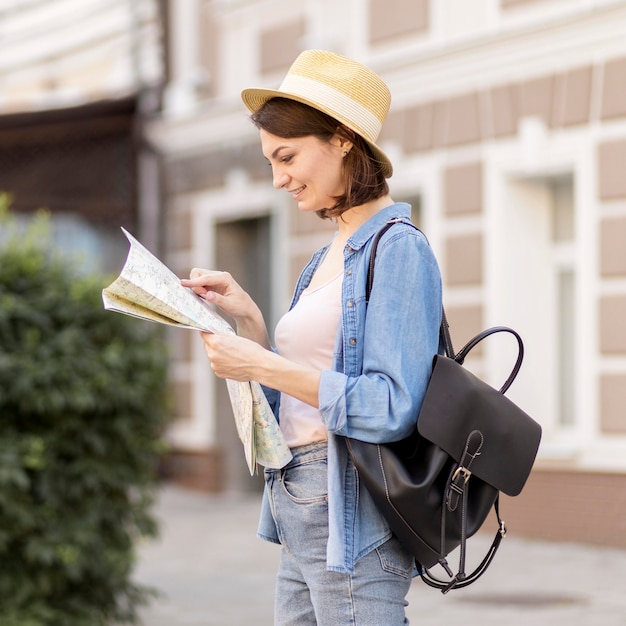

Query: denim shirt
[257,203,442,574]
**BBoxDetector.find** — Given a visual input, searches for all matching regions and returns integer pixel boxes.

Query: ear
[331,126,355,154]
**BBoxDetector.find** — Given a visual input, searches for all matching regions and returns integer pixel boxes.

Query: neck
[335,195,394,237]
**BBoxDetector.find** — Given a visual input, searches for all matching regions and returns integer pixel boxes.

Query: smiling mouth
[289,185,306,198]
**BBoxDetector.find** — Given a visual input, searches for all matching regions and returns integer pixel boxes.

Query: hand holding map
[102,228,292,474]
[102,228,234,334]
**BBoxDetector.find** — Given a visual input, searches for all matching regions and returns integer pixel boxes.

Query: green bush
[0,198,171,625]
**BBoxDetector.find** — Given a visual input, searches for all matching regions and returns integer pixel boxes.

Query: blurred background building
[2,0,626,548]
[0,0,164,271]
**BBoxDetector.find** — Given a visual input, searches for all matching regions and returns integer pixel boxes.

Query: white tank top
[274,271,343,448]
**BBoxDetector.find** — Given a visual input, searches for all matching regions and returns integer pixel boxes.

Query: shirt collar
[345,202,412,251]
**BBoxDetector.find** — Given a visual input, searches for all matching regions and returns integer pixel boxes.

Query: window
[499,173,577,437]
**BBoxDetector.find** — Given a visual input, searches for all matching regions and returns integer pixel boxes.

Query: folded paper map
[102,227,292,474]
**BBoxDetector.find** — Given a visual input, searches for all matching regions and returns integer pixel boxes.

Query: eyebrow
[271,145,289,160]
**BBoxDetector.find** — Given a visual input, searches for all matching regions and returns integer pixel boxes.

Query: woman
[182,50,442,625]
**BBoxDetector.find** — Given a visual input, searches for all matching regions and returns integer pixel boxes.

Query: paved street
[132,485,626,626]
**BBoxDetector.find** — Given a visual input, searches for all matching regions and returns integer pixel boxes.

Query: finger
[185,269,232,287]
[181,281,208,298]
[202,331,227,353]
[181,275,211,287]
[203,340,228,379]
[189,267,207,279]
[203,340,216,363]
[184,268,210,285]
[201,332,216,351]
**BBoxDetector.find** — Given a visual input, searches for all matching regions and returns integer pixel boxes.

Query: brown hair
[250,98,389,220]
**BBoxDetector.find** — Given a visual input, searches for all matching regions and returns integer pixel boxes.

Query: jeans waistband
[282,440,328,470]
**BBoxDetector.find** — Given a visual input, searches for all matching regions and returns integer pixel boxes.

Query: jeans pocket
[280,457,328,504]
[375,535,414,579]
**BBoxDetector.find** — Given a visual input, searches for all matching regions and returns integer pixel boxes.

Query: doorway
[214,215,272,491]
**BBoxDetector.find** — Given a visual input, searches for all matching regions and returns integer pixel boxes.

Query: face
[260,129,351,213]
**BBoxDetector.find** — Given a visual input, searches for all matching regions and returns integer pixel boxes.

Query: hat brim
[241,87,393,178]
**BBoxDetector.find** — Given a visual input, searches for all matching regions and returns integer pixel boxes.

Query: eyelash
[267,155,294,167]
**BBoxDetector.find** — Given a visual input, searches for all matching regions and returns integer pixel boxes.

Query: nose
[272,166,288,189]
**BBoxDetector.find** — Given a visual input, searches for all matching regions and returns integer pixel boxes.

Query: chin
[297,203,317,212]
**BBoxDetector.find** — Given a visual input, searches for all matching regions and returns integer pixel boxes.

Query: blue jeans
[264,442,414,626]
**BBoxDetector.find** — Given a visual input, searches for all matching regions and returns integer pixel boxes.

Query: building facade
[151,0,625,545]
[0,0,164,270]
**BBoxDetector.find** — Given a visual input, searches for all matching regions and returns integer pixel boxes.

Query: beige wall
[597,134,626,434]
[599,296,626,354]
[445,234,484,286]
[379,59,617,150]
[601,57,626,120]
[445,305,484,354]
[260,19,306,73]
[600,376,626,434]
[600,217,626,276]
[598,139,626,200]
[502,469,626,549]
[443,162,483,215]
[369,0,429,43]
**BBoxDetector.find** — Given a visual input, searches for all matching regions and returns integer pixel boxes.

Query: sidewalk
[132,484,626,626]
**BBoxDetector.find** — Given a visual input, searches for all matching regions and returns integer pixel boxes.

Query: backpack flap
[417,353,542,496]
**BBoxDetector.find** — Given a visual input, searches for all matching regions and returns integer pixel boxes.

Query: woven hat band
[278,74,384,143]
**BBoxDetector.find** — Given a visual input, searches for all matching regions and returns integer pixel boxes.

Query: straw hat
[241,49,393,178]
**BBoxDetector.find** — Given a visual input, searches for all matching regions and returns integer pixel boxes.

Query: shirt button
[347,300,354,307]
[349,338,357,346]
[347,269,353,276]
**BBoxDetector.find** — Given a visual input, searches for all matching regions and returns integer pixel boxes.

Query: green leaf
[0,200,171,624]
